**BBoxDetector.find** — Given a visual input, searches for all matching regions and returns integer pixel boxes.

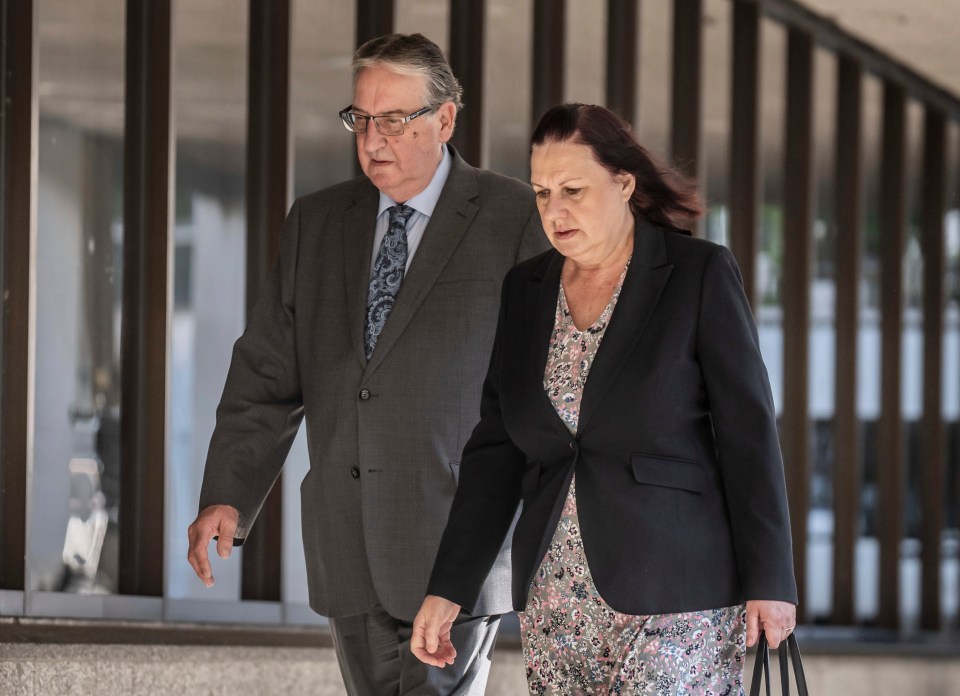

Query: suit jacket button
[569,440,577,450]
[350,467,360,479]
[358,389,371,401]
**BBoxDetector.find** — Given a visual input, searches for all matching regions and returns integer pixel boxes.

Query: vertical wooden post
[781,26,814,621]
[120,0,173,597]
[241,0,291,602]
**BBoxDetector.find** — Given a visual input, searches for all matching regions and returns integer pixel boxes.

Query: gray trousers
[328,603,501,695]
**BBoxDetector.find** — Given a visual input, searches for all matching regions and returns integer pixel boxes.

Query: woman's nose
[542,195,565,223]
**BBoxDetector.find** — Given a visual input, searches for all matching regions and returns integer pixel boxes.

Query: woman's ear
[618,172,636,202]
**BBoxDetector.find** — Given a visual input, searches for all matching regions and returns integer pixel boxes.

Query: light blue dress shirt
[371,144,453,275]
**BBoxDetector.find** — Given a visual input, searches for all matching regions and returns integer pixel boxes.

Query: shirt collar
[377,144,452,218]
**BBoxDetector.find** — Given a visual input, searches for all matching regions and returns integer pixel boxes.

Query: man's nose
[361,125,388,153]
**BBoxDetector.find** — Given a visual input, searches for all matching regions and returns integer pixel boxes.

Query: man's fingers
[216,528,235,559]
[186,505,240,588]
[187,522,215,586]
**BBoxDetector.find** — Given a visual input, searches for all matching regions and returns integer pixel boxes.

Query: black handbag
[749,632,810,696]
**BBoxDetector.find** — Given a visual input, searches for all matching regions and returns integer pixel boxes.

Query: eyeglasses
[338,105,435,136]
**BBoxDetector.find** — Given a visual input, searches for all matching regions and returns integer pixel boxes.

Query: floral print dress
[519,258,747,695]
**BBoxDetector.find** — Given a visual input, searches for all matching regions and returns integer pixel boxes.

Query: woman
[412,104,797,694]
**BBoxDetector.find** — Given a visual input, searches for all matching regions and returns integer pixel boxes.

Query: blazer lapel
[526,252,572,435]
[364,147,478,377]
[343,182,380,366]
[576,219,673,435]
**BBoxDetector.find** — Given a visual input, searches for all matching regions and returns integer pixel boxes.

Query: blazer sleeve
[426,273,527,612]
[198,199,306,540]
[696,244,799,604]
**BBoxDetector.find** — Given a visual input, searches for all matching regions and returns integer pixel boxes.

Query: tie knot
[389,204,414,228]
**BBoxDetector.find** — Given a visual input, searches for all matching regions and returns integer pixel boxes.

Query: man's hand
[187,504,239,587]
[411,595,462,668]
[745,599,797,649]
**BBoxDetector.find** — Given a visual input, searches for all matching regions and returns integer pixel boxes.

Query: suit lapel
[364,147,479,377]
[576,219,673,435]
[343,182,380,366]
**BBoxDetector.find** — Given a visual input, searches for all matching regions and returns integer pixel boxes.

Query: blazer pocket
[631,453,706,494]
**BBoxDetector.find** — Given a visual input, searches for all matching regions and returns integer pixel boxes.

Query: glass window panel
[32,0,125,596]
[902,101,925,430]
[806,47,837,621]
[485,0,533,178]
[291,0,355,198]
[636,0,671,158]
[855,72,884,623]
[899,100,928,630]
[286,0,356,612]
[757,18,787,415]
[702,0,731,247]
[564,0,606,107]
[165,0,248,603]
[903,103,925,584]
[395,0,449,52]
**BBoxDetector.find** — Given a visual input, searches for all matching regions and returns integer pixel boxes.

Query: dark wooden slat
[877,81,906,630]
[354,0,394,178]
[831,53,863,626]
[531,0,564,129]
[605,0,638,125]
[356,0,394,49]
[781,27,814,623]
[728,0,761,307]
[762,0,960,122]
[0,0,35,592]
[670,0,702,180]
[120,0,172,597]
[956,137,960,633]
[919,105,946,631]
[241,0,291,603]
[449,0,485,166]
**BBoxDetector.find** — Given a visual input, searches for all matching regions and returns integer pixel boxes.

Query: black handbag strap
[748,633,810,696]
[787,634,809,694]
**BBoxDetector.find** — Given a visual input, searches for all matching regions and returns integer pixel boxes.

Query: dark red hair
[530,103,703,232]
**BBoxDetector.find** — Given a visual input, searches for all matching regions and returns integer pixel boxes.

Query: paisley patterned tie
[364,204,415,360]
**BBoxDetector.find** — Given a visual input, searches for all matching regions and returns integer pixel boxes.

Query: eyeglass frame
[338,104,436,136]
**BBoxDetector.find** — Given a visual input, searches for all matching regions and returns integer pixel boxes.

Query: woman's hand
[745,599,797,649]
[411,595,462,667]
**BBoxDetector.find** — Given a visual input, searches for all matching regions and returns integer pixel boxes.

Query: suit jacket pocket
[631,453,705,494]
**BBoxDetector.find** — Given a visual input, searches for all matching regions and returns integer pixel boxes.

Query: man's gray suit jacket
[199,147,548,622]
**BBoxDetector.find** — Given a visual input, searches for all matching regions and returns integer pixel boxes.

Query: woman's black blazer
[428,218,799,616]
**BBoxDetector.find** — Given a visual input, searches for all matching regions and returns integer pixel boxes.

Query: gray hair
[352,33,463,112]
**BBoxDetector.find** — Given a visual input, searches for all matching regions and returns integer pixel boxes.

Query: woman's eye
[564,188,581,196]
[535,190,549,200]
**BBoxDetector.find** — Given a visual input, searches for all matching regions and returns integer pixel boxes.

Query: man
[187,33,547,695]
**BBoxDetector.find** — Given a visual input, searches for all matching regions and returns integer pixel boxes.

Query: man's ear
[436,101,457,142]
